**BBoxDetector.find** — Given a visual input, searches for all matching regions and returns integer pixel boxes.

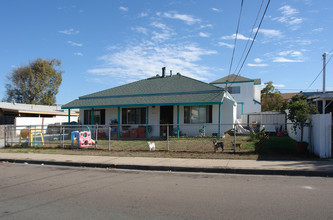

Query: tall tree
[4,58,63,105]
[261,81,285,111]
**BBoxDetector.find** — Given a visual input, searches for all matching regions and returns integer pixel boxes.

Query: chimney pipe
[162,67,166,77]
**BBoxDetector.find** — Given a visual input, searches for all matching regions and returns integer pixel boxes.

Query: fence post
[167,124,169,151]
[95,125,98,149]
[234,123,236,153]
[108,126,111,151]
[62,126,65,148]
[4,126,6,148]
[59,126,62,147]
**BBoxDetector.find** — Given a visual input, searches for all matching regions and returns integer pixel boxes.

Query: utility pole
[322,53,326,114]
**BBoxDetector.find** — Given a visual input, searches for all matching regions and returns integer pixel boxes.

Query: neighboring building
[281,91,333,115]
[302,91,333,114]
[280,93,298,102]
[210,74,261,119]
[62,70,237,138]
[0,101,78,125]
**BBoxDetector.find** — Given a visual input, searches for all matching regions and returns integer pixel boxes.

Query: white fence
[240,111,286,132]
[286,112,332,158]
[311,113,332,158]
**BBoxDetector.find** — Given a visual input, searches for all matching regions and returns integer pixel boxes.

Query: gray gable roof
[210,74,261,84]
[63,74,232,109]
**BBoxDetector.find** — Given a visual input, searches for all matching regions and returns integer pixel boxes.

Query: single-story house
[62,70,237,138]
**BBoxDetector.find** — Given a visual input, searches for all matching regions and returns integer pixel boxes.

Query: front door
[160,106,173,136]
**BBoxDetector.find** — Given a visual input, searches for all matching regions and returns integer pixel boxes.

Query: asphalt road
[1,163,333,220]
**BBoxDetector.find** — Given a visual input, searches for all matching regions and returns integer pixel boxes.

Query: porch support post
[68,109,71,124]
[117,107,120,138]
[218,103,221,139]
[177,105,179,138]
[146,106,149,138]
[91,108,94,125]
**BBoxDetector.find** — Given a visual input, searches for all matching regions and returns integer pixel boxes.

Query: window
[228,86,240,94]
[184,105,212,124]
[122,108,146,124]
[84,109,105,125]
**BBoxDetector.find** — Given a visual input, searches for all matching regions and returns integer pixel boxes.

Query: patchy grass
[258,136,318,160]
[1,134,319,160]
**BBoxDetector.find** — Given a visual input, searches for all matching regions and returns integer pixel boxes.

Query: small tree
[4,58,63,105]
[287,94,317,143]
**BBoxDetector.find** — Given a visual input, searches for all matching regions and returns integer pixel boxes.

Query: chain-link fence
[4,122,303,153]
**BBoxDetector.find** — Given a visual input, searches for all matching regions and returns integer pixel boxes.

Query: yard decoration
[71,131,94,148]
[287,94,317,152]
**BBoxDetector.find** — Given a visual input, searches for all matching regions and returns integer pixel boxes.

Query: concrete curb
[1,158,333,178]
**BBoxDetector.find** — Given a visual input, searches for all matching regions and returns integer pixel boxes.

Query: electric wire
[304,48,333,92]
[226,0,244,88]
[232,0,265,76]
[228,0,271,88]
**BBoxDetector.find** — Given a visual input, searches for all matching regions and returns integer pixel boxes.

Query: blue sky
[1,0,332,105]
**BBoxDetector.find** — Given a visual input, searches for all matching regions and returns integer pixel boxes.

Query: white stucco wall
[253,84,261,102]
[213,81,261,116]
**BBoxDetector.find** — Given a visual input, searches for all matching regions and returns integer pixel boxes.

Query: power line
[232,0,265,75]
[226,0,244,88]
[304,48,333,92]
[228,0,271,88]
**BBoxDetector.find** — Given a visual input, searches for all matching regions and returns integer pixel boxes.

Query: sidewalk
[1,152,333,177]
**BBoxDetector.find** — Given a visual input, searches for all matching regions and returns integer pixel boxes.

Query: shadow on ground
[257,136,320,161]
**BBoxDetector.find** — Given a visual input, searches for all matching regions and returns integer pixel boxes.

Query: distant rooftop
[210,74,261,84]
[0,102,78,116]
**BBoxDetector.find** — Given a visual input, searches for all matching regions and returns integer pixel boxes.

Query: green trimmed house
[210,74,261,119]
[62,71,237,138]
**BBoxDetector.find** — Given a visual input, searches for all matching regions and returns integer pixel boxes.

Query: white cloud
[273,5,303,28]
[150,22,174,42]
[254,58,263,63]
[131,27,148,35]
[67,41,83,47]
[87,42,217,82]
[200,24,213,29]
[279,5,298,16]
[258,29,283,38]
[312,28,323,32]
[74,52,83,56]
[199,32,209,37]
[221,34,253,41]
[151,21,170,31]
[272,57,303,63]
[163,12,200,25]
[211,8,222,12]
[119,6,128,12]
[58,28,79,35]
[218,42,234,49]
[295,39,312,45]
[247,63,268,67]
[278,50,303,57]
[139,12,148,17]
[273,84,285,88]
